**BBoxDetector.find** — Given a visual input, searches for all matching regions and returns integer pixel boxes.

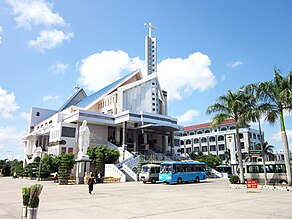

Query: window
[219,144,225,151]
[209,137,216,142]
[201,137,207,143]
[194,147,199,152]
[239,133,244,139]
[197,131,203,135]
[240,142,245,149]
[219,154,225,160]
[186,140,191,144]
[61,147,66,153]
[61,127,76,138]
[194,139,199,144]
[205,130,210,133]
[210,145,216,151]
[218,135,224,141]
[202,146,208,152]
[68,148,73,154]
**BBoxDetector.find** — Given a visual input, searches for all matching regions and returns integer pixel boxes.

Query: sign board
[249,150,261,157]
[246,180,258,189]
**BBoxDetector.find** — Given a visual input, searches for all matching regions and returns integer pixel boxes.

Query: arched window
[186,140,191,144]
[180,140,184,145]
[230,126,236,130]
[205,129,210,133]
[221,127,227,131]
[218,135,224,141]
[190,132,195,136]
[209,136,216,142]
[194,138,199,144]
[197,131,203,134]
[183,133,188,136]
[239,133,244,139]
[201,137,207,143]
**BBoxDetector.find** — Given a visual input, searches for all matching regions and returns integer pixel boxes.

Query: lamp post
[37,151,42,181]
[6,151,14,161]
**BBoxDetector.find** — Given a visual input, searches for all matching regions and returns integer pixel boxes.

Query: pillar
[122,121,127,151]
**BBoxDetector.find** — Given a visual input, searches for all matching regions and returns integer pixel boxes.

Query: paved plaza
[0,177,291,219]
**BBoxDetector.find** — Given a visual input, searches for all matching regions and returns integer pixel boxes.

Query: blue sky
[0,0,292,160]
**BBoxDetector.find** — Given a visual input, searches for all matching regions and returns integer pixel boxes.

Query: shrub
[229,175,240,184]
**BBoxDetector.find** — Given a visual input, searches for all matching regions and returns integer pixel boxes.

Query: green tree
[87,146,120,176]
[241,87,273,185]
[10,159,23,176]
[58,153,75,185]
[190,153,222,169]
[206,90,251,184]
[247,69,292,185]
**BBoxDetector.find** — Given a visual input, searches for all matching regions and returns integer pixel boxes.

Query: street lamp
[6,151,14,161]
[37,151,43,181]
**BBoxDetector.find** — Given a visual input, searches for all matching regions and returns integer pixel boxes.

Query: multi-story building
[177,119,263,162]
[22,23,182,167]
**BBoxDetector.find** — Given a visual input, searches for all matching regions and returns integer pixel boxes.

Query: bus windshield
[141,166,150,173]
[160,164,173,173]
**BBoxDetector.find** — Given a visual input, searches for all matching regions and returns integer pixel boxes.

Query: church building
[22,23,182,177]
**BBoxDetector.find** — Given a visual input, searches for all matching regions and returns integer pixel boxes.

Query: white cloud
[0,25,2,44]
[77,50,144,91]
[221,75,226,81]
[6,0,73,50]
[228,61,243,68]
[28,29,73,50]
[271,130,292,142]
[0,87,19,119]
[0,126,24,142]
[176,109,200,124]
[50,62,68,75]
[19,111,30,121]
[43,95,60,102]
[157,52,216,101]
[6,0,65,28]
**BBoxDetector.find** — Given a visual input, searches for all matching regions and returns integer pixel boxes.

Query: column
[122,121,127,151]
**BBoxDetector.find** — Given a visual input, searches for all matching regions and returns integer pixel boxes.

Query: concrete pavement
[0,177,291,219]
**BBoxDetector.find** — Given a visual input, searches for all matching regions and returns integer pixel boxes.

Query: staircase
[207,167,229,179]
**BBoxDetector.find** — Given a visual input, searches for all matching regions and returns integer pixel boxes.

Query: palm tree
[240,88,273,185]
[206,90,251,184]
[246,69,292,185]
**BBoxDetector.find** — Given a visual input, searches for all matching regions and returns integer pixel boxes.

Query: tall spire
[144,22,157,75]
[144,22,156,38]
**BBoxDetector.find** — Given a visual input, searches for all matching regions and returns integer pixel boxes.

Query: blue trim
[76,71,136,107]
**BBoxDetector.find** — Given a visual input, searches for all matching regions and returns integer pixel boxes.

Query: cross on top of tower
[144,22,156,38]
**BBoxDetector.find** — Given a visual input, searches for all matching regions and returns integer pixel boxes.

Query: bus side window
[150,168,155,174]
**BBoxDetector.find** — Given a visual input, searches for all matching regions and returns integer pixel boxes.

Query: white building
[178,119,263,162]
[22,23,182,169]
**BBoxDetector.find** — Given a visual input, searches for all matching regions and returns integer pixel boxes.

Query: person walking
[88,172,95,194]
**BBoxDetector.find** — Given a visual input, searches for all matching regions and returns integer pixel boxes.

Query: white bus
[243,161,292,185]
[139,164,160,184]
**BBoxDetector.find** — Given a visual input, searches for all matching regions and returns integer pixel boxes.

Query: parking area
[0,177,291,219]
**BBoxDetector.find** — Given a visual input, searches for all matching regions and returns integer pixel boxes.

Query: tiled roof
[58,88,87,111]
[76,70,140,107]
[184,118,236,131]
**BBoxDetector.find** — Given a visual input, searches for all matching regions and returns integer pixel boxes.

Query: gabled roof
[58,88,87,112]
[76,69,142,108]
[184,119,236,131]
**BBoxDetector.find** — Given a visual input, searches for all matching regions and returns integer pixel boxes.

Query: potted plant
[21,187,30,218]
[27,184,43,219]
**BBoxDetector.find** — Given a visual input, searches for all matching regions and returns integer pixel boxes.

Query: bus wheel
[177,178,183,184]
[143,181,146,184]
[195,177,200,183]
[151,178,156,184]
